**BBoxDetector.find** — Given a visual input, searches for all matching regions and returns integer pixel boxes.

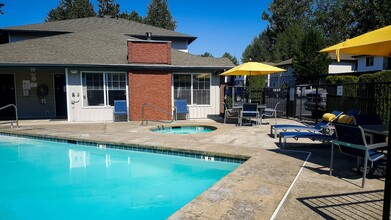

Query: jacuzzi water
[151,125,217,134]
[0,135,239,220]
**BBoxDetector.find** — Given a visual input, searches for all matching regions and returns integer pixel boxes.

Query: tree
[293,28,332,84]
[98,0,120,18]
[0,2,4,15]
[46,0,96,22]
[119,10,143,23]
[242,30,274,62]
[200,52,213,58]
[222,52,238,65]
[144,0,176,30]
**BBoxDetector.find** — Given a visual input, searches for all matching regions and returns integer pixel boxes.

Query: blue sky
[0,0,271,61]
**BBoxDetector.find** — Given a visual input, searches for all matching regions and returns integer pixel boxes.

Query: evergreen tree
[46,0,96,22]
[0,2,4,15]
[119,10,143,23]
[292,28,331,84]
[242,30,274,62]
[222,52,238,65]
[98,0,120,18]
[200,52,213,58]
[144,0,176,30]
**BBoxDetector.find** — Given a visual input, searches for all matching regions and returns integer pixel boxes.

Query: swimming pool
[0,135,240,219]
[151,125,217,134]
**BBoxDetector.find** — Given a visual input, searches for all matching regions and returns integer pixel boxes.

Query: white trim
[65,68,71,121]
[80,70,127,108]
[172,72,212,106]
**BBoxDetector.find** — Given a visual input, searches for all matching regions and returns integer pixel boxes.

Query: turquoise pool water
[0,135,239,219]
[151,125,217,134]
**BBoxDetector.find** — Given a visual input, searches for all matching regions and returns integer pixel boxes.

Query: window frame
[172,73,211,106]
[81,71,127,108]
[366,56,374,67]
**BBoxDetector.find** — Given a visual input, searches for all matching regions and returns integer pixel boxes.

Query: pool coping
[0,130,249,164]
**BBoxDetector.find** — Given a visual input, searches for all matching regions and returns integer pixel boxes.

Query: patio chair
[239,103,259,126]
[270,110,343,139]
[330,123,386,188]
[223,102,239,124]
[353,114,386,144]
[174,99,189,120]
[113,100,127,121]
[262,102,279,125]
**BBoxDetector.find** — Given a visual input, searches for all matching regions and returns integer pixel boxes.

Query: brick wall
[128,72,172,121]
[127,40,171,64]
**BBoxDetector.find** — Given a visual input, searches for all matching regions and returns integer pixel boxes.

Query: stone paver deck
[0,118,386,219]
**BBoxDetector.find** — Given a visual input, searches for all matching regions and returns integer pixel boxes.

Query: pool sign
[337,85,343,96]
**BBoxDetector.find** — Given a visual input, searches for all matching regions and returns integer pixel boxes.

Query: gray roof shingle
[0,30,233,68]
[2,17,196,42]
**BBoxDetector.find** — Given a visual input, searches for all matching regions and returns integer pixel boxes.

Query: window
[173,73,211,105]
[82,72,126,107]
[366,56,374,66]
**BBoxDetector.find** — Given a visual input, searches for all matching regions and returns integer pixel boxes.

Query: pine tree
[98,0,120,18]
[222,52,238,65]
[144,0,176,30]
[292,28,332,84]
[0,2,5,15]
[46,0,96,22]
[119,10,143,23]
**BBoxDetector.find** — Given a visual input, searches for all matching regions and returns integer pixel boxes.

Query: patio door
[0,74,16,119]
[54,74,67,118]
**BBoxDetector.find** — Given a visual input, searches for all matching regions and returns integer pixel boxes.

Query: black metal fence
[225,82,391,125]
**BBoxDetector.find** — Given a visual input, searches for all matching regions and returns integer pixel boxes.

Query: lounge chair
[239,103,259,126]
[174,99,189,120]
[270,110,343,138]
[279,131,334,148]
[330,124,386,188]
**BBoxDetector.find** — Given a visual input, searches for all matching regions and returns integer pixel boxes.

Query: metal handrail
[0,104,19,128]
[141,102,174,126]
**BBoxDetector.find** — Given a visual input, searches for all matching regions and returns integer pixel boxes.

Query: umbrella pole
[383,111,391,219]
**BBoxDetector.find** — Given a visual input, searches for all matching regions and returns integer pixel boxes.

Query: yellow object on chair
[337,114,354,124]
[322,113,336,122]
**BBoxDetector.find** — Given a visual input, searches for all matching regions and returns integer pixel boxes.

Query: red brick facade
[127,40,171,64]
[128,72,172,121]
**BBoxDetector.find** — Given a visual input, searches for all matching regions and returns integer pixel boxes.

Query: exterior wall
[129,71,172,121]
[66,69,119,122]
[0,67,60,119]
[328,61,356,74]
[269,65,295,88]
[171,40,188,52]
[357,56,384,72]
[187,73,221,119]
[128,40,171,64]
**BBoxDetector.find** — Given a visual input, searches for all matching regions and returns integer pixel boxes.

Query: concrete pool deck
[0,118,386,219]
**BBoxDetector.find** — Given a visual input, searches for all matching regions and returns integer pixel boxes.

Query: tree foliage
[98,0,120,18]
[222,52,238,65]
[200,52,214,58]
[119,10,143,23]
[0,2,4,15]
[293,28,331,84]
[46,0,96,22]
[144,0,176,30]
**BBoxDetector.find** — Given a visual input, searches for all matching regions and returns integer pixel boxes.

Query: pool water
[151,125,217,134]
[0,135,239,220]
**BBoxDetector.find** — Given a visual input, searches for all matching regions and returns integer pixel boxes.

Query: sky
[0,0,271,61]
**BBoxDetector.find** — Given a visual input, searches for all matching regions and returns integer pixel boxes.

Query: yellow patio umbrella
[320,25,391,62]
[220,62,285,76]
